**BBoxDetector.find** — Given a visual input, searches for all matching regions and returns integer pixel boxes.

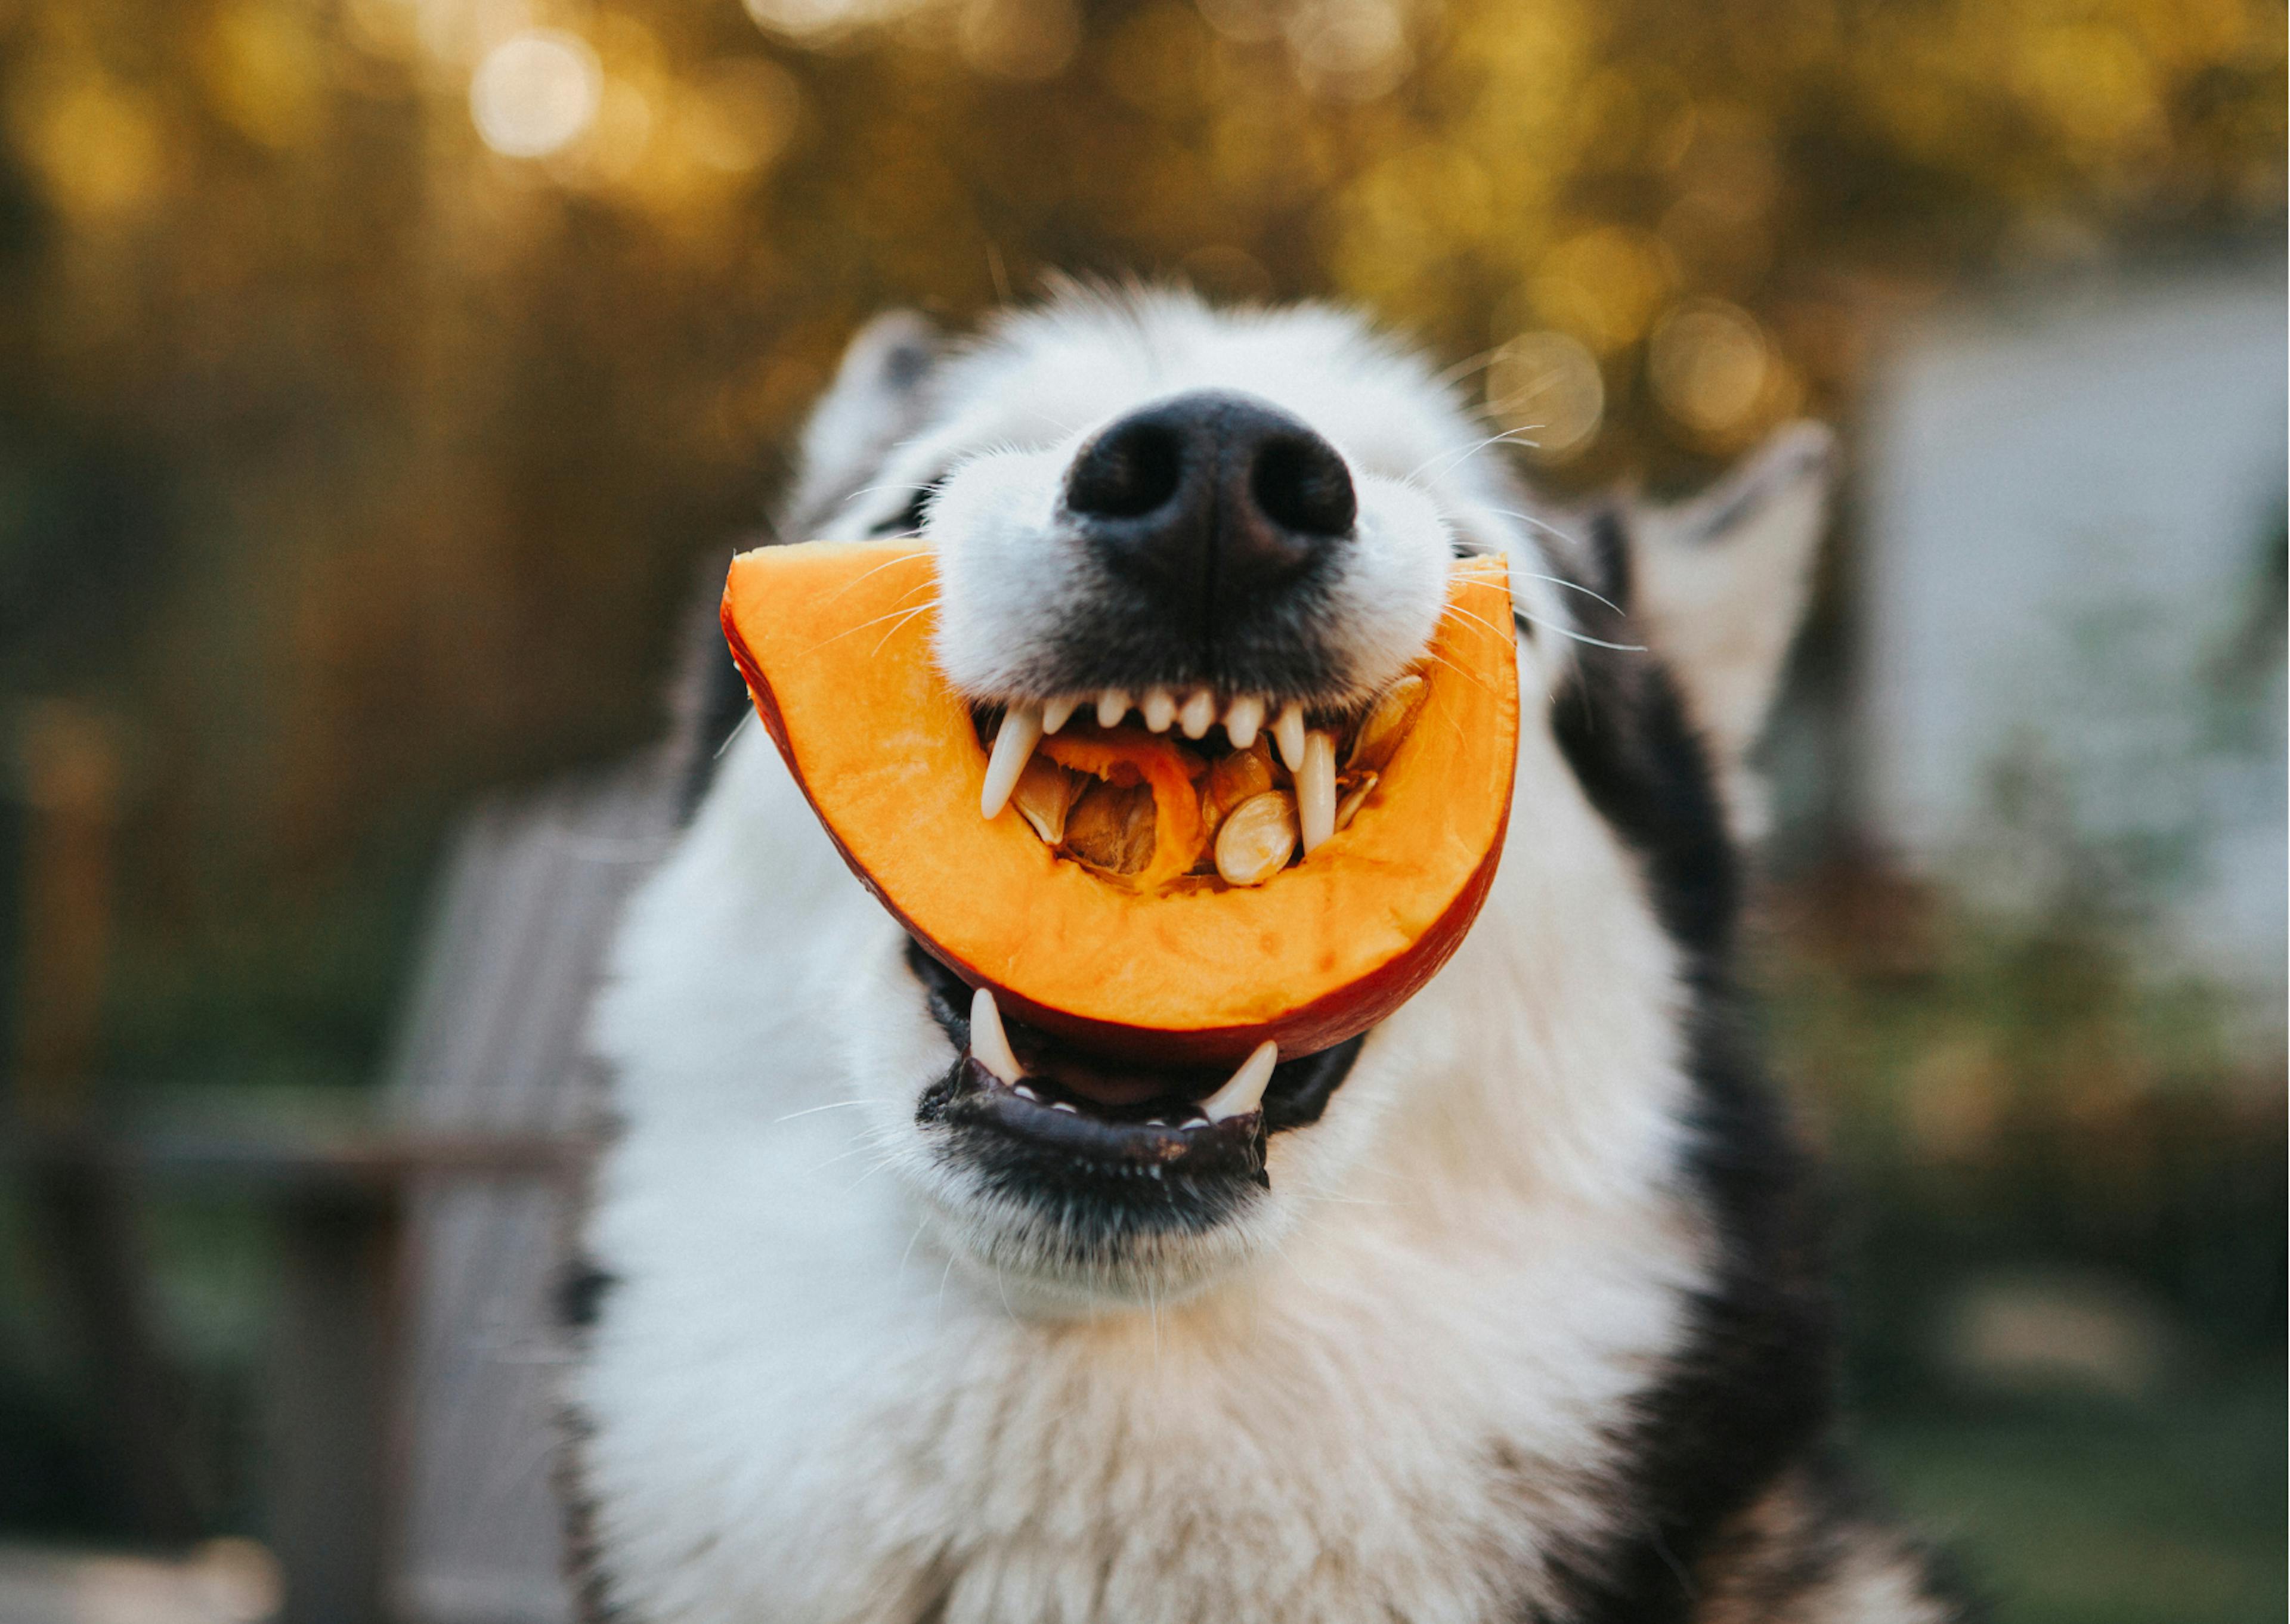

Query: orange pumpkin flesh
[1036,730,1208,891]
[722,541,1518,1064]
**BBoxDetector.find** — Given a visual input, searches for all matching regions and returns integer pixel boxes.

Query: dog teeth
[1041,696,1078,734]
[968,987,1022,1086]
[1013,1084,1040,1101]
[1272,702,1307,771]
[1178,688,1217,739]
[1200,1040,1278,1123]
[1096,688,1130,728]
[1051,1101,1078,1114]
[1298,729,1337,854]
[980,706,1044,820]
[1141,687,1177,732]
[1224,696,1264,750]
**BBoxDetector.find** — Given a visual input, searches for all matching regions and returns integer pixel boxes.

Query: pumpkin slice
[721,541,1517,1064]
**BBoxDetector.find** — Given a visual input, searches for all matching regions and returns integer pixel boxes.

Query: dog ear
[779,309,945,538]
[1623,422,1836,836]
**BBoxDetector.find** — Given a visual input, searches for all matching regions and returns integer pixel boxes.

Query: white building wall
[1856,259,2286,1028]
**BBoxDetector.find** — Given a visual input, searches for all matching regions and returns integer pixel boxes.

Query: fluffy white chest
[576,1099,1698,1624]
[572,718,1707,1624]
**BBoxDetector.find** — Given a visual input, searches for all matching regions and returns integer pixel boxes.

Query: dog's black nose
[1063,390,1356,634]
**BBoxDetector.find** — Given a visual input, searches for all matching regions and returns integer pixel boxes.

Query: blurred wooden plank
[7,1126,586,1189]
[270,1188,401,1624]
[380,752,680,1624]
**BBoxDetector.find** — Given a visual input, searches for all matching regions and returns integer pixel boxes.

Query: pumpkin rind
[721,541,1518,1064]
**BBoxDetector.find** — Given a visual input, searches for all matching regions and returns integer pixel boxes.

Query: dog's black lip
[920,1055,1274,1188]
[903,937,1364,1138]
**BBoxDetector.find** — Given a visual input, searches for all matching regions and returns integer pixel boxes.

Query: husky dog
[561,289,1975,1623]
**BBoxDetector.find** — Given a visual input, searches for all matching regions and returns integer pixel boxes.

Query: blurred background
[0,0,2281,1619]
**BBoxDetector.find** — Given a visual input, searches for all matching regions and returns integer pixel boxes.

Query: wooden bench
[13,751,681,1623]
[380,751,680,1624]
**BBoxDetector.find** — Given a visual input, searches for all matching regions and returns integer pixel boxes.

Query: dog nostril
[1068,421,1186,520]
[1251,435,1356,537]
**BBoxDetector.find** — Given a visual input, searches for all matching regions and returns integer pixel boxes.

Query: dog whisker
[1514,609,1645,653]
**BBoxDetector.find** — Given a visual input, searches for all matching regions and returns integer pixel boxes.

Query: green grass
[1862,1375,2286,1624]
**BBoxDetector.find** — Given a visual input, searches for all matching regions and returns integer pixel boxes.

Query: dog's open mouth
[907,940,1363,1188]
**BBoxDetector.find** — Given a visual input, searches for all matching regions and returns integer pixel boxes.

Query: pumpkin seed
[1209,733,1282,811]
[1063,780,1156,876]
[1011,756,1076,845]
[1346,674,1427,772]
[1335,771,1378,832]
[1214,790,1298,887]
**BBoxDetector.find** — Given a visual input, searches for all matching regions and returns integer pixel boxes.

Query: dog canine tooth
[1041,696,1079,734]
[1298,730,1337,854]
[1200,1040,1277,1123]
[967,986,1022,1086]
[1272,702,1307,771]
[1050,1101,1078,1113]
[980,705,1044,819]
[1096,687,1130,727]
[1224,695,1264,750]
[1141,687,1177,732]
[1178,688,1216,739]
[1012,1084,1040,1102]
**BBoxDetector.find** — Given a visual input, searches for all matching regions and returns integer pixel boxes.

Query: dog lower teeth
[976,678,1419,891]
[968,987,1023,1086]
[1200,1040,1278,1121]
[965,990,1282,1130]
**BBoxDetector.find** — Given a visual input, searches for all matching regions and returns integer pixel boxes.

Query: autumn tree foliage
[0,0,2279,1078]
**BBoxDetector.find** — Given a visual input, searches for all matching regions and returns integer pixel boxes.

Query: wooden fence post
[270,1183,406,1624]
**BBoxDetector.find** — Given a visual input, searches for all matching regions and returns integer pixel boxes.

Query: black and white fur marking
[562,289,1977,1623]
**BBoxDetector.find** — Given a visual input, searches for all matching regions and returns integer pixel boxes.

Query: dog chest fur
[575,693,1713,1622]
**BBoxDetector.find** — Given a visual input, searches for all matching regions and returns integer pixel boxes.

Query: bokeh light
[683,58,802,171]
[744,0,923,44]
[1647,296,1772,442]
[1288,0,1412,101]
[1532,227,1677,354]
[958,0,1082,82]
[1196,0,1287,44]
[469,30,602,159]
[5,66,165,218]
[1485,331,1606,463]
